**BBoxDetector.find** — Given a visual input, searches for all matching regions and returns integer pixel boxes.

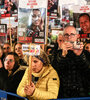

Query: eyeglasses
[4,59,14,62]
[3,47,10,50]
[64,33,76,38]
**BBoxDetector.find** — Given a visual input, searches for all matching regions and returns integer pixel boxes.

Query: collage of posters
[0,0,18,44]
[0,0,90,44]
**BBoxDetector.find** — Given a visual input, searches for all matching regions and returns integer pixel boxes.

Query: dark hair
[4,52,20,72]
[33,9,41,12]
[3,43,10,46]
[84,40,90,49]
[78,13,90,22]
[15,43,22,47]
[14,43,22,52]
[0,45,3,51]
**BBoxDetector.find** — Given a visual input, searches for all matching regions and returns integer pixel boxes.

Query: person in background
[0,52,26,94]
[50,33,64,65]
[51,25,90,98]
[83,41,90,63]
[84,41,90,52]
[17,49,60,100]
[46,45,53,61]
[46,46,52,55]
[0,45,4,68]
[14,43,28,66]
[3,43,11,56]
[79,13,90,34]
[57,33,64,50]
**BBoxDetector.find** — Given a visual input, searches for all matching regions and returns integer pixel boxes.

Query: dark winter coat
[51,49,90,98]
[0,66,26,94]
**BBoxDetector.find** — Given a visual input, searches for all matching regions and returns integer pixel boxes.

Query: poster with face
[73,5,90,42]
[0,0,18,17]
[18,0,47,44]
[18,8,46,44]
[1,17,18,42]
[0,24,7,44]
[62,4,74,23]
[47,0,58,19]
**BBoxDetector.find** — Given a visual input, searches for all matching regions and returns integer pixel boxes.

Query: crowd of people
[0,12,90,100]
[0,25,89,100]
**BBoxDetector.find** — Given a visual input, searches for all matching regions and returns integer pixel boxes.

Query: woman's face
[32,57,43,73]
[15,43,23,58]
[32,10,41,26]
[0,48,3,58]
[4,55,15,71]
[85,43,90,52]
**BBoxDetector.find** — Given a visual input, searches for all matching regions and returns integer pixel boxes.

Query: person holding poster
[79,13,90,34]
[51,25,90,98]
[26,9,44,37]
[17,49,60,100]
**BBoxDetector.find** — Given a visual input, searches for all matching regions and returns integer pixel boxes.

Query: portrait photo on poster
[0,0,18,17]
[18,8,46,44]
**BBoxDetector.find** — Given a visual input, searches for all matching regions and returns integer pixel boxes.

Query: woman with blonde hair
[17,49,60,100]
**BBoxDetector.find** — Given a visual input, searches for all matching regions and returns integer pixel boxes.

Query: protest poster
[61,4,73,23]
[0,0,18,18]
[1,17,18,42]
[72,5,90,42]
[17,0,47,44]
[51,29,63,43]
[47,0,58,19]
[22,44,40,56]
[0,24,7,44]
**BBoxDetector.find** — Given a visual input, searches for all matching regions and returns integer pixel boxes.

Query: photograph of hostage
[26,9,45,37]
[0,0,17,16]
[79,13,90,34]
[48,0,58,15]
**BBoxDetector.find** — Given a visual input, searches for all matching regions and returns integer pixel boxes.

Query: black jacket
[0,66,26,94]
[51,49,90,98]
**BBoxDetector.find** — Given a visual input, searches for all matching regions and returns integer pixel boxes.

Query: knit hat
[35,49,50,66]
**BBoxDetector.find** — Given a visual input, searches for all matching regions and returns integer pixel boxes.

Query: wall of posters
[0,0,18,44]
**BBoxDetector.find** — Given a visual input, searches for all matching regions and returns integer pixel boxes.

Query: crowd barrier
[52,97,90,100]
[0,89,90,100]
[0,89,28,100]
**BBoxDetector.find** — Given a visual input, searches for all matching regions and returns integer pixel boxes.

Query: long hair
[4,52,20,72]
